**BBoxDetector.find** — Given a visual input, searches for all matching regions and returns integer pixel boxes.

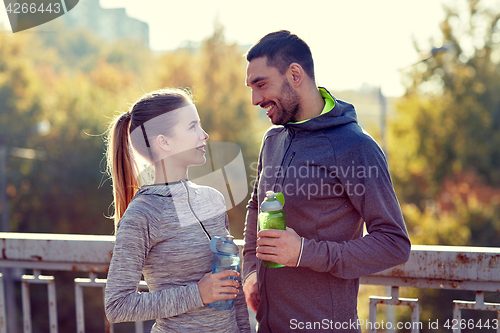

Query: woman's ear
[156,135,172,152]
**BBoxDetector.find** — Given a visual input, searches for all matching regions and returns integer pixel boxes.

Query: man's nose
[252,90,263,106]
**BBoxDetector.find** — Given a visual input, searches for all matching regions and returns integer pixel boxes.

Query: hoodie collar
[284,87,357,132]
[289,87,335,125]
[136,179,192,197]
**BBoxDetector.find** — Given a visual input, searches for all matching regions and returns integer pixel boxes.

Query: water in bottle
[207,235,240,310]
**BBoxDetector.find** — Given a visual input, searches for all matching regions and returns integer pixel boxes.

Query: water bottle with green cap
[258,190,286,268]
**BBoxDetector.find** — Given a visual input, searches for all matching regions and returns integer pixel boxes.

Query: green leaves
[390,0,500,247]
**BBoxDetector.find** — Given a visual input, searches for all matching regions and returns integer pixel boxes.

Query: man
[242,30,411,332]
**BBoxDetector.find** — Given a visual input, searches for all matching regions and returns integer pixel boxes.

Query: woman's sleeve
[104,207,204,323]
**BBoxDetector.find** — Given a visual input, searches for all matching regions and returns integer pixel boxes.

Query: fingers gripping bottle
[207,235,240,310]
[258,190,286,268]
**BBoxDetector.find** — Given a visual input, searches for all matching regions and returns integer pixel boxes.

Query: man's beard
[272,80,301,125]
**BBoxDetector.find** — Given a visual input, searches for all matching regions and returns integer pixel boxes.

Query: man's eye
[257,83,266,88]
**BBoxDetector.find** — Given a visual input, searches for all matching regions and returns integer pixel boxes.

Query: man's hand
[243,272,259,313]
[256,227,301,267]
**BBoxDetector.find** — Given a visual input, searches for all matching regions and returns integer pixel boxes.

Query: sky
[0,0,446,97]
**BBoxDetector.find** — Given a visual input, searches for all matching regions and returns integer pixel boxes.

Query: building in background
[60,0,149,47]
[332,85,395,131]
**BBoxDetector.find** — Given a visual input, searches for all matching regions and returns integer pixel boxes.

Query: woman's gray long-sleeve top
[105,180,250,332]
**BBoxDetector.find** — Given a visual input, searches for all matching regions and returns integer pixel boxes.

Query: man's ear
[288,63,304,87]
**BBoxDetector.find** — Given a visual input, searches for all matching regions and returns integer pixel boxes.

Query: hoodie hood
[284,88,358,133]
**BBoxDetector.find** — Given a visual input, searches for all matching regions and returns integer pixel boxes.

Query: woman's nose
[201,128,209,141]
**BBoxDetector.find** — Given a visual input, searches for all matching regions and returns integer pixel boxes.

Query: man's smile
[262,102,276,118]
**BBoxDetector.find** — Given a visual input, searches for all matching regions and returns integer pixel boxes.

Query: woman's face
[166,104,209,167]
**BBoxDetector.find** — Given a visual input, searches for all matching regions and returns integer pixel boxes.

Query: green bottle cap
[276,192,285,206]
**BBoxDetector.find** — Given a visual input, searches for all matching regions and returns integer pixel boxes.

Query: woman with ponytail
[104,88,250,332]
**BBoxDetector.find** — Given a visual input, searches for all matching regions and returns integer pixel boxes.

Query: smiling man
[242,30,411,332]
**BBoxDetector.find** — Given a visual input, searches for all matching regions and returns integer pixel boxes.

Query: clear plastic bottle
[207,235,240,310]
[258,190,286,268]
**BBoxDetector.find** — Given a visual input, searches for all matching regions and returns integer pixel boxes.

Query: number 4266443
[444,318,498,330]
[6,3,61,14]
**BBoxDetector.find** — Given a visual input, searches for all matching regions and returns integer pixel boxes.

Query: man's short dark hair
[246,30,315,81]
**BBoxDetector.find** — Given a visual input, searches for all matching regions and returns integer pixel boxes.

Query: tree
[393,0,500,199]
[0,34,44,150]
[390,0,500,244]
[388,0,500,329]
[1,24,159,332]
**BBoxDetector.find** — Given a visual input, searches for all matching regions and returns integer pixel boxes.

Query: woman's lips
[196,144,206,153]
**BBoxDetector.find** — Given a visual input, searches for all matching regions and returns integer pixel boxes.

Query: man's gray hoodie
[243,88,411,332]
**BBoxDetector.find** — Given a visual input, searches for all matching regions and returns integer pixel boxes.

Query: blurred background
[1,0,500,332]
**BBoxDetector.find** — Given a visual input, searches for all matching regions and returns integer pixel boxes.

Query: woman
[104,88,250,332]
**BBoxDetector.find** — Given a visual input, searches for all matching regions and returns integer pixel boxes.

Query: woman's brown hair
[105,88,192,230]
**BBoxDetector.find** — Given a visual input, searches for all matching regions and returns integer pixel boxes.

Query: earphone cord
[140,124,211,241]
[181,180,212,241]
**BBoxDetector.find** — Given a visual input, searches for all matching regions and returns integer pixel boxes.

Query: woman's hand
[197,270,240,304]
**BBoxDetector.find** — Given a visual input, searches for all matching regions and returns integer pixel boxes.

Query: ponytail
[106,113,139,231]
[105,88,192,232]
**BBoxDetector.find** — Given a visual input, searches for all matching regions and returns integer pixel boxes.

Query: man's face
[246,57,301,125]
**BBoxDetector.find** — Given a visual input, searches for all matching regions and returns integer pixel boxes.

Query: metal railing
[1,232,500,333]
